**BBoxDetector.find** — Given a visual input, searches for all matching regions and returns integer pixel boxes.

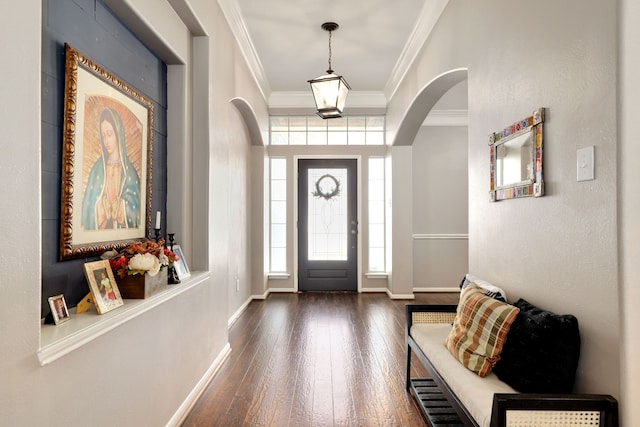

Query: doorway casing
[294,155,362,292]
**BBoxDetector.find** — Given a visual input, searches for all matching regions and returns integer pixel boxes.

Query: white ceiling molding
[268,91,387,111]
[217,0,271,100]
[422,109,468,127]
[218,0,449,111]
[384,0,450,102]
[268,91,315,109]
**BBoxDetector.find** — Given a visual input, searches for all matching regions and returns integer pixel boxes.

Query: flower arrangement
[102,239,179,279]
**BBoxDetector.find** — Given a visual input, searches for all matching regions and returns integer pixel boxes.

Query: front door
[298,159,358,292]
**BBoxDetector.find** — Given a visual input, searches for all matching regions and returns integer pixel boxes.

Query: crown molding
[384,0,450,101]
[268,91,315,109]
[218,0,450,109]
[217,0,271,100]
[268,91,387,112]
[422,109,468,127]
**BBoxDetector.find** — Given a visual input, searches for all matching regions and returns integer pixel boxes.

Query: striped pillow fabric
[445,284,520,377]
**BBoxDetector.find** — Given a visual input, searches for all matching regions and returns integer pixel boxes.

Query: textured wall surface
[1,0,263,424]
[618,0,640,424]
[387,0,620,400]
[412,125,468,289]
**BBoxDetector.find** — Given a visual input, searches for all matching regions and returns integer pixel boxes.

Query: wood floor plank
[181,291,459,427]
[218,304,287,424]
[353,295,417,426]
[241,299,297,425]
[328,297,359,426]
[267,296,311,427]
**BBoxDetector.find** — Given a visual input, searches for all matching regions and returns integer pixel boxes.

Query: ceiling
[218,0,451,109]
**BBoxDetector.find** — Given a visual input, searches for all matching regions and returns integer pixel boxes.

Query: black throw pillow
[493,298,581,393]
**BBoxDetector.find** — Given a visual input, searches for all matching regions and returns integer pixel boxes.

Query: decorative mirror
[489,108,544,201]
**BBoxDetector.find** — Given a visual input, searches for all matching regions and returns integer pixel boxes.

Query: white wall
[226,106,253,318]
[0,0,43,420]
[619,0,640,425]
[388,0,621,406]
[0,0,268,424]
[250,146,269,299]
[412,125,468,289]
[388,145,414,298]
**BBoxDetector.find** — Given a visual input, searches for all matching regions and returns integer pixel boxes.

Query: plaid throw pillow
[445,284,520,377]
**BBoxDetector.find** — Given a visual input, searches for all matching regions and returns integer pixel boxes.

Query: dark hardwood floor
[181,291,459,427]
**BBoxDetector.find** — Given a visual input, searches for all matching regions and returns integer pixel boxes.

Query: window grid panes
[269,115,385,145]
[368,157,386,272]
[270,158,287,272]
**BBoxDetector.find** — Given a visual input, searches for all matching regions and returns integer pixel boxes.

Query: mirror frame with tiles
[489,108,545,201]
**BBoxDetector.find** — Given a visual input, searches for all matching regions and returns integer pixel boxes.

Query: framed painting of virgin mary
[59,44,154,260]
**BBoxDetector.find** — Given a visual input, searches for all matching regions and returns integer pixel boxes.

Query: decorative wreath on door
[312,174,341,200]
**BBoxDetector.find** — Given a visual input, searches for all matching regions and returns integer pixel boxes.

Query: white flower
[128,253,161,276]
[158,252,169,267]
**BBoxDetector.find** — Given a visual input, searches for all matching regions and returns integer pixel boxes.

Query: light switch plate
[577,146,595,182]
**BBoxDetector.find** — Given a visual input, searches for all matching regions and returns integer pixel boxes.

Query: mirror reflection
[495,130,534,188]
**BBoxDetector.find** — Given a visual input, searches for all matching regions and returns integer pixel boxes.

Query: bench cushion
[411,323,517,427]
[445,284,520,377]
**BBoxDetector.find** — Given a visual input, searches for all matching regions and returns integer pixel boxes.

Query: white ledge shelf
[38,271,210,366]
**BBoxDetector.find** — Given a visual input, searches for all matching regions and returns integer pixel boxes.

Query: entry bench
[405,277,619,427]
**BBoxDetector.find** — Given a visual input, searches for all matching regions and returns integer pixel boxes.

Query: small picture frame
[48,294,71,325]
[83,260,124,314]
[172,245,191,280]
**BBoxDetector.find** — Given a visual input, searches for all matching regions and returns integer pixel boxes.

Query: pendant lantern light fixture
[308,22,351,119]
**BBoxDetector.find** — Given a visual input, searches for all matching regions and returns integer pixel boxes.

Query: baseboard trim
[228,296,253,327]
[251,289,271,300]
[413,287,460,293]
[386,289,416,300]
[168,342,232,426]
[360,287,387,293]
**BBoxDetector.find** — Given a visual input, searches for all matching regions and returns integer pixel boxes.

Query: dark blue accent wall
[41,0,167,316]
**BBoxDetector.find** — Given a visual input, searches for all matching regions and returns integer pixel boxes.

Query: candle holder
[167,233,181,285]
[154,228,161,243]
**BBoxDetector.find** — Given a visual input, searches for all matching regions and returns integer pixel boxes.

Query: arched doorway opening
[388,69,469,297]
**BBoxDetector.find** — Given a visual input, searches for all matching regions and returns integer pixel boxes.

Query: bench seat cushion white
[411,323,516,427]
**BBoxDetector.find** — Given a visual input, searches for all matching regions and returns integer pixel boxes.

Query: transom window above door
[270,115,385,146]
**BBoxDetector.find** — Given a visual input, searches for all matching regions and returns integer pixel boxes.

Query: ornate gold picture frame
[60,44,154,260]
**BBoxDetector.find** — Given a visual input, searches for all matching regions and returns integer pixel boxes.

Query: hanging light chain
[321,22,339,74]
[327,29,333,74]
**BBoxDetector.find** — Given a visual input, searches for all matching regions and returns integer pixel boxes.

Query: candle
[155,211,161,229]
